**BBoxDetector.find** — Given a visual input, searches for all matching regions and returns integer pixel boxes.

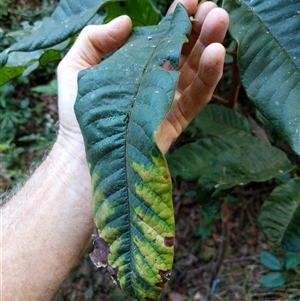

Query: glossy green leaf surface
[75,5,191,300]
[258,178,300,251]
[223,0,300,154]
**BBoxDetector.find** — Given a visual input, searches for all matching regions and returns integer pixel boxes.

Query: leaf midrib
[123,25,170,292]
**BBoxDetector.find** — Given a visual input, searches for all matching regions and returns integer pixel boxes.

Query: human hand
[56,0,229,158]
[156,0,229,154]
[56,16,132,161]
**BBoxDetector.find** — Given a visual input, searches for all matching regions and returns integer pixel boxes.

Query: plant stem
[207,197,229,300]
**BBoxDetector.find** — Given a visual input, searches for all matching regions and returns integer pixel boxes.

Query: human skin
[1,1,229,300]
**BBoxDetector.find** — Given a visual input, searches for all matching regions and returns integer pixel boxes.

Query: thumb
[62,15,132,70]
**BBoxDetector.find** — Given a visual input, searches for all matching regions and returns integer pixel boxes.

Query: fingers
[177,7,229,93]
[58,16,132,73]
[163,43,225,138]
[178,43,226,126]
[180,1,218,59]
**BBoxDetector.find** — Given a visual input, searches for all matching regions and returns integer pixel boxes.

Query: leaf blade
[260,251,282,271]
[223,0,300,154]
[75,5,191,300]
[258,178,300,251]
[261,272,286,288]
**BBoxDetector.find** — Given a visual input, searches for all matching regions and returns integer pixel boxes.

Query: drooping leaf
[1,0,104,58]
[258,178,300,251]
[0,39,69,86]
[261,272,286,288]
[167,104,295,213]
[223,0,300,154]
[0,0,107,84]
[0,66,26,86]
[260,251,282,271]
[167,137,230,182]
[75,4,191,300]
[197,141,295,204]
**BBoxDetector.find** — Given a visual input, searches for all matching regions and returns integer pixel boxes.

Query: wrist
[55,129,88,166]
[50,132,92,199]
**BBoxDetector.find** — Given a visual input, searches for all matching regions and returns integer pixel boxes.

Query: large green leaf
[0,39,69,85]
[0,0,105,64]
[75,4,191,300]
[258,178,300,251]
[223,0,300,154]
[197,141,295,203]
[167,137,230,182]
[168,104,295,213]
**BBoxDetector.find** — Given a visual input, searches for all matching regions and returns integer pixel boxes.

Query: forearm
[2,136,93,301]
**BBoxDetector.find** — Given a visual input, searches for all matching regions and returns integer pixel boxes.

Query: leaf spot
[164,173,170,180]
[155,269,171,288]
[89,231,110,268]
[164,236,175,247]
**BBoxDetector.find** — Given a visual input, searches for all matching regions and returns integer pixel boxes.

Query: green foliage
[0,0,164,85]
[194,209,220,240]
[75,5,191,300]
[260,250,300,288]
[1,0,299,299]
[0,0,57,33]
[168,104,295,212]
[0,79,56,190]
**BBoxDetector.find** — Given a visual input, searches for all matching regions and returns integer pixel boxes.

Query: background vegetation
[1,0,299,300]
[0,0,58,191]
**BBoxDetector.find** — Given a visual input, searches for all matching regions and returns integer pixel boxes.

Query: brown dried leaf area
[57,181,300,301]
